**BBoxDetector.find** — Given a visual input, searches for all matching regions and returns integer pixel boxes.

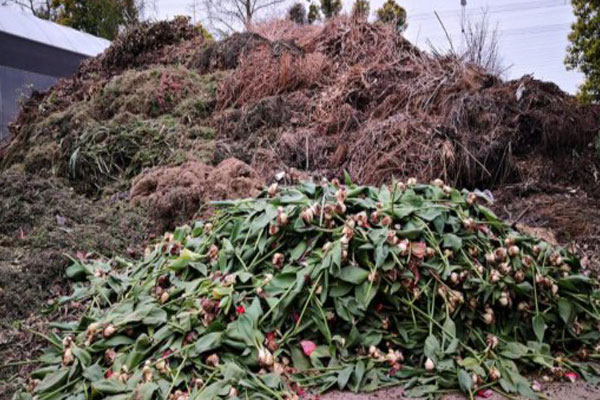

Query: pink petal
[300,340,317,356]
[477,389,493,398]
[564,372,579,383]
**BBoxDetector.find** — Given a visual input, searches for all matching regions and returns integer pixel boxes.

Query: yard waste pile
[2,15,600,400]
[15,180,600,400]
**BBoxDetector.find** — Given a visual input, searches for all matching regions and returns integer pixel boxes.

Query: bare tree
[2,0,53,19]
[135,0,158,20]
[193,0,287,36]
[459,8,508,77]
[430,7,509,78]
[4,0,156,21]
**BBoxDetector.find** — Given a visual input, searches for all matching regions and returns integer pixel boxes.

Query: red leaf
[104,370,114,379]
[300,340,317,356]
[236,305,245,315]
[564,372,579,383]
[477,389,493,398]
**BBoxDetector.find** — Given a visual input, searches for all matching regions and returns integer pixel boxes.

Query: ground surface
[321,379,600,399]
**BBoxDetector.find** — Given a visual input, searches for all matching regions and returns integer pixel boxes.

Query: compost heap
[2,15,600,400]
[14,181,600,400]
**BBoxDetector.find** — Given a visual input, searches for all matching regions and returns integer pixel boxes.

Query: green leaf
[194,382,222,400]
[442,233,462,251]
[260,373,282,388]
[337,365,354,390]
[404,384,438,398]
[443,317,456,338]
[290,241,307,261]
[532,315,546,342]
[194,332,224,355]
[558,298,573,324]
[290,346,311,371]
[557,274,592,290]
[424,335,441,359]
[457,369,472,394]
[72,346,92,367]
[34,368,69,394]
[329,280,353,297]
[125,334,151,370]
[83,363,104,382]
[134,382,158,400]
[501,342,529,360]
[351,360,365,392]
[338,266,370,285]
[92,379,128,394]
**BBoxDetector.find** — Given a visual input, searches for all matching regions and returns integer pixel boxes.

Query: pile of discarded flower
[17,179,600,400]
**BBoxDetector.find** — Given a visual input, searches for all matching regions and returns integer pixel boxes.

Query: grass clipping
[18,180,600,400]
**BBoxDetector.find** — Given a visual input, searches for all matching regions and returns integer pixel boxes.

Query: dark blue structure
[0,6,110,141]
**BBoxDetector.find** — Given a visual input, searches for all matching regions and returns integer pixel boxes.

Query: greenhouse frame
[0,6,110,141]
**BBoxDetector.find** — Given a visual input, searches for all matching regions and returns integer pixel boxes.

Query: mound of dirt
[0,170,154,321]
[6,17,599,195]
[130,158,264,226]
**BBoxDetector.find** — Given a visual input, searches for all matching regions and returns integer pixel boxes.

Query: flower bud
[489,269,500,283]
[62,348,74,366]
[143,366,153,382]
[425,247,435,259]
[494,247,507,261]
[272,253,285,269]
[103,324,116,338]
[277,211,288,227]
[301,208,314,224]
[486,334,499,350]
[425,358,435,371]
[368,271,377,283]
[466,192,476,205]
[336,188,348,204]
[268,224,279,236]
[267,183,278,197]
[489,367,501,381]
[160,291,170,304]
[258,348,274,367]
[206,353,220,367]
[514,270,525,283]
[483,311,494,325]
[398,240,409,256]
[432,179,444,187]
[450,272,459,284]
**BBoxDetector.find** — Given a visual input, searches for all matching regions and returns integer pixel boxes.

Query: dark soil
[0,170,156,397]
